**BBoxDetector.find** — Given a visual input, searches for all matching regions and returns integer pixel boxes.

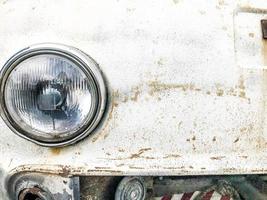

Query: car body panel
[1,0,267,198]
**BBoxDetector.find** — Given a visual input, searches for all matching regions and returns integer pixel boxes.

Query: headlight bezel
[0,43,107,147]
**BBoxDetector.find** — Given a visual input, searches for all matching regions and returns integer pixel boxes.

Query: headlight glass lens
[3,53,99,143]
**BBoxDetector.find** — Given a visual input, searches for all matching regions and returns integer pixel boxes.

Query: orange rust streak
[51,148,61,155]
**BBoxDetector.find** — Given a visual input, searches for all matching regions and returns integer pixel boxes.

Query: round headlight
[0,44,107,146]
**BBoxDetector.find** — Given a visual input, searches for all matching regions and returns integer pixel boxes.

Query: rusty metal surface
[18,187,50,200]
[7,172,80,200]
[1,0,267,198]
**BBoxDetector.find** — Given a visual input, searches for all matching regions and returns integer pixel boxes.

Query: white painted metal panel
[0,0,267,198]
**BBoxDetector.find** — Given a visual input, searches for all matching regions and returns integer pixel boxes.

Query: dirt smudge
[218,0,225,6]
[249,33,254,38]
[233,138,239,143]
[157,58,164,66]
[210,156,225,160]
[163,154,181,159]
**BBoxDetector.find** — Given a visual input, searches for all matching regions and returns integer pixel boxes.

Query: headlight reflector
[0,44,106,146]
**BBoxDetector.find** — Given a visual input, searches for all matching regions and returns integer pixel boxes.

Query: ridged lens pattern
[4,54,96,141]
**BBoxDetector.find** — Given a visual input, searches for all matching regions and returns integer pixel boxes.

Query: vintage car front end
[0,0,267,199]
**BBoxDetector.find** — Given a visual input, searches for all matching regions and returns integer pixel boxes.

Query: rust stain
[129,148,152,159]
[251,169,267,173]
[92,76,251,143]
[141,156,156,159]
[116,164,124,167]
[91,91,118,142]
[238,75,246,99]
[163,154,181,159]
[147,80,249,102]
[129,166,144,169]
[215,84,224,96]
[106,156,156,160]
[61,166,71,177]
[163,166,185,170]
[121,96,128,103]
[255,136,266,150]
[85,169,123,174]
[130,86,141,101]
[51,148,61,155]
[94,167,111,170]
[210,156,225,160]
[12,165,124,177]
[239,155,248,159]
[218,0,224,6]
[19,187,44,200]
[148,81,199,95]
[223,168,237,173]
[70,166,123,175]
[104,148,153,160]
[225,88,237,97]
[240,124,253,134]
[238,6,267,14]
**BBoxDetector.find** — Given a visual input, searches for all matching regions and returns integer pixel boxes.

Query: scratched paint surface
[0,0,267,198]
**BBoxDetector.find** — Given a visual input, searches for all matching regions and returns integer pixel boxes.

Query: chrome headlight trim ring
[0,43,107,147]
